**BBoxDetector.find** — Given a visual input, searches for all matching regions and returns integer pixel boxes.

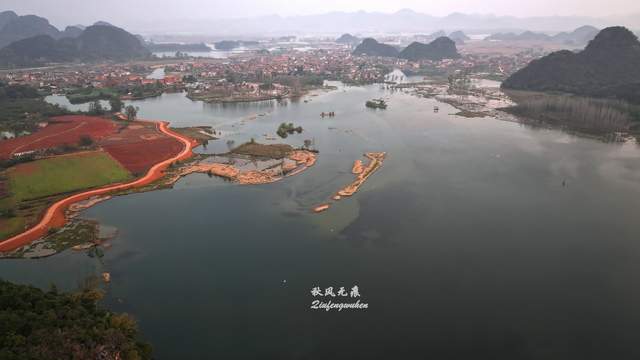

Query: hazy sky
[2,0,639,28]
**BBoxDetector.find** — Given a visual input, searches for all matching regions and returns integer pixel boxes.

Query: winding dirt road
[0,120,197,252]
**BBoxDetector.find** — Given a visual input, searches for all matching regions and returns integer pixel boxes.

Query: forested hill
[0,25,150,68]
[399,37,460,61]
[352,38,400,57]
[502,26,640,104]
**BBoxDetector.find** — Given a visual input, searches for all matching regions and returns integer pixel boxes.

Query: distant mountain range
[353,37,460,61]
[145,42,211,52]
[0,10,135,47]
[0,11,150,68]
[213,40,260,50]
[0,24,150,68]
[126,9,640,35]
[502,27,640,104]
[486,26,600,46]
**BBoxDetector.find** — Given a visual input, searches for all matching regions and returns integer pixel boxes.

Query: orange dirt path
[0,120,197,252]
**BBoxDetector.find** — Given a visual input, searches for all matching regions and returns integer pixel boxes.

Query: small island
[366,99,388,109]
[169,141,317,185]
[314,152,386,213]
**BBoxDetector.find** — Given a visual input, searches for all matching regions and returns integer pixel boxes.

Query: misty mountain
[127,9,634,35]
[75,25,150,60]
[336,33,361,45]
[0,25,150,68]
[551,25,599,46]
[61,25,83,38]
[352,38,399,57]
[0,13,60,48]
[486,31,552,42]
[0,11,18,30]
[94,21,114,27]
[399,37,460,61]
[448,31,470,44]
[486,26,599,46]
[352,36,460,61]
[502,27,640,104]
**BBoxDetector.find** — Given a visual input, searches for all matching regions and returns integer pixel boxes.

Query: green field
[8,151,132,202]
[0,217,25,240]
[0,151,131,241]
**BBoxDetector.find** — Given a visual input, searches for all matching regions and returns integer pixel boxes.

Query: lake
[8,83,640,359]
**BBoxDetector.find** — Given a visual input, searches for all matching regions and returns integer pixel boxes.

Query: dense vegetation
[0,279,152,359]
[502,27,640,104]
[66,87,120,104]
[231,142,293,159]
[503,91,640,133]
[0,82,68,134]
[276,122,303,138]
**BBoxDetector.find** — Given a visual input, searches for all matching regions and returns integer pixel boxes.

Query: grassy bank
[503,90,640,134]
[8,151,131,202]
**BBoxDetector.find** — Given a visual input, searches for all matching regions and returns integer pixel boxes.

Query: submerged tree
[109,97,123,113]
[88,100,104,115]
[125,105,139,121]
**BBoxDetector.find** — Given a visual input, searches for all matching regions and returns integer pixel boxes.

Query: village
[0,43,543,109]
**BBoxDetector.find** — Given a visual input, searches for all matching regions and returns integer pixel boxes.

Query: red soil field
[0,180,7,198]
[101,122,184,174]
[0,115,117,159]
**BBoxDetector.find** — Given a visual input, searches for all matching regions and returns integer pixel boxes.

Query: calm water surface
[7,83,640,359]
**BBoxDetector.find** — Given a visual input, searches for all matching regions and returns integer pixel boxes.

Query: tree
[0,279,152,359]
[109,97,123,113]
[79,135,94,147]
[125,105,139,121]
[88,100,104,115]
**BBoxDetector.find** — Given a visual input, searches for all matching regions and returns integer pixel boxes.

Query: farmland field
[0,115,117,159]
[102,122,184,174]
[0,217,25,241]
[7,151,132,202]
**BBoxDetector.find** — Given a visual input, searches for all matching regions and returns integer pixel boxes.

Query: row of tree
[87,98,138,121]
